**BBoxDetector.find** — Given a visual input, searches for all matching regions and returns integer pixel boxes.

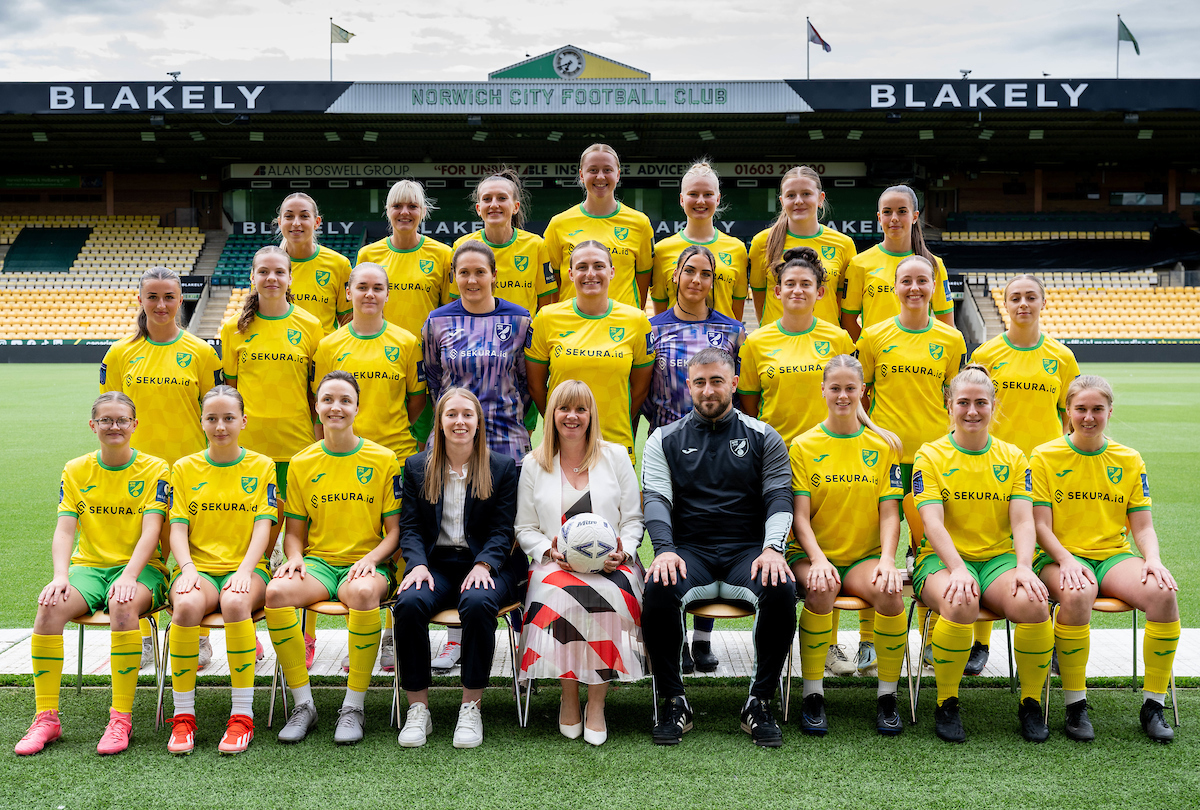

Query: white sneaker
[197,636,213,671]
[825,644,855,676]
[398,703,432,747]
[380,628,395,672]
[432,641,462,671]
[452,700,483,749]
[856,641,878,677]
[140,637,155,670]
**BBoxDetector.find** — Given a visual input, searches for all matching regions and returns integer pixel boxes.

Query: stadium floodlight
[473,131,488,142]
[325,132,340,141]
[847,129,863,140]
[32,132,48,142]
[623,131,638,141]
[190,131,205,141]
[1138,129,1153,139]
[249,131,264,142]
[141,132,156,142]
[363,131,379,142]
[979,129,994,140]
[919,130,935,140]
[547,131,563,142]
[699,130,715,141]
[1029,129,1044,139]
[809,129,824,140]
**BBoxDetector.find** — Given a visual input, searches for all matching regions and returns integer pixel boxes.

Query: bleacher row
[943,230,1152,242]
[963,270,1158,289]
[210,232,362,286]
[0,288,138,340]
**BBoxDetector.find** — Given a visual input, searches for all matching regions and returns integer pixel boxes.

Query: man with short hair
[641,346,796,747]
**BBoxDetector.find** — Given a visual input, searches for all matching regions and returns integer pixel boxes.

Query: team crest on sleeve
[1141,473,1149,496]
[288,329,302,346]
[357,466,374,484]
[99,363,107,384]
[912,470,924,495]
[814,341,831,357]
[613,227,629,241]
[241,477,258,494]
[1025,469,1032,491]
[176,352,192,369]
[416,360,426,382]
[706,331,724,348]
[729,438,748,458]
[384,345,400,362]
[495,323,513,341]
[267,483,277,508]
[928,344,944,361]
[525,326,534,349]
[862,449,879,468]
[1107,466,1123,484]
[992,464,1009,483]
[393,474,402,499]
[59,482,64,503]
[128,480,144,497]
[419,260,435,275]
[889,464,903,489]
[156,480,170,504]
[514,255,529,272]
[719,252,733,266]
[609,326,625,342]
[821,246,836,261]
[315,270,330,286]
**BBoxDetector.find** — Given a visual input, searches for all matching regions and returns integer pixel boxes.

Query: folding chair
[429,602,525,728]
[70,606,164,729]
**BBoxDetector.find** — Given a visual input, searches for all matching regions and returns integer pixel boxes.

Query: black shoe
[1018,698,1050,742]
[681,642,695,675]
[1064,699,1095,742]
[876,693,903,736]
[963,642,990,676]
[740,697,784,748]
[692,640,719,672]
[799,694,828,736]
[1050,647,1060,676]
[652,696,694,745]
[934,697,966,743]
[1140,699,1174,743]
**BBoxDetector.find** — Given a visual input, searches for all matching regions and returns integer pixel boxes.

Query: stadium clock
[554,47,585,79]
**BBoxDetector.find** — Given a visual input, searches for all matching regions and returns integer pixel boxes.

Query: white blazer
[515,441,644,563]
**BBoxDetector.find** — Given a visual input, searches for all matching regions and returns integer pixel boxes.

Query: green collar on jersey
[1065,434,1108,456]
[348,322,388,340]
[679,230,719,246]
[1001,333,1046,352]
[257,303,294,322]
[481,229,519,249]
[96,449,138,472]
[787,225,823,240]
[293,246,321,263]
[948,432,992,456]
[144,331,184,347]
[578,202,622,220]
[571,299,613,320]
[386,235,425,254]
[878,245,915,259]
[204,448,246,468]
[893,315,933,335]
[777,316,817,337]
[322,437,364,457]
[819,423,865,440]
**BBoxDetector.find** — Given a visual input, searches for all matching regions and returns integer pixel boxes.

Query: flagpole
[330,17,334,81]
[806,17,811,80]
[1116,14,1120,79]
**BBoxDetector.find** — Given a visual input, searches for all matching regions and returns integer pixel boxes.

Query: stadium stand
[941,213,1182,242]
[209,232,364,286]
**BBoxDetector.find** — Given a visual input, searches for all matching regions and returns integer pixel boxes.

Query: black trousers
[392,549,520,692]
[642,543,797,701]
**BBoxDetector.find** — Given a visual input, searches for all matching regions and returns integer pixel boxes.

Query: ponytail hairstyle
[384,180,437,229]
[880,185,935,266]
[135,266,182,340]
[1064,375,1115,437]
[316,369,360,402]
[92,391,136,419]
[822,355,903,457]
[274,192,322,248]
[673,244,716,310]
[471,167,529,231]
[680,159,727,217]
[765,166,827,272]
[202,384,245,414]
[577,143,621,193]
[772,246,827,289]
[238,245,295,334]
[422,388,493,503]
[946,363,995,431]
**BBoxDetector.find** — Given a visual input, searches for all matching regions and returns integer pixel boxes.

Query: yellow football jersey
[650,231,749,318]
[737,318,855,444]
[220,304,323,462]
[356,235,453,338]
[59,450,171,576]
[971,334,1080,457]
[312,323,425,462]
[451,229,556,313]
[913,434,1032,563]
[748,225,856,326]
[543,203,654,307]
[101,331,224,464]
[526,299,653,463]
[841,245,954,329]
[289,245,352,335]
[169,449,277,573]
[858,317,966,464]
[788,425,904,566]
[284,438,401,566]
[1031,436,1151,560]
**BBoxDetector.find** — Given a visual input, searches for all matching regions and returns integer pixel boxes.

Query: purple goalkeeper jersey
[422,299,533,463]
[644,308,746,432]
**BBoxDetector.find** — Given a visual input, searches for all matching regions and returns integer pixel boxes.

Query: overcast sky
[0,0,1194,82]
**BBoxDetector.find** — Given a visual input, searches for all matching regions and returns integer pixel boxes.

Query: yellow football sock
[799,607,833,681]
[384,608,393,630]
[139,617,152,639]
[304,609,318,639]
[1014,619,1054,702]
[109,630,141,714]
[199,627,210,638]
[829,608,840,647]
[1053,621,1090,693]
[874,611,908,684]
[31,634,64,714]
[973,619,994,646]
[859,608,875,644]
[170,624,200,697]
[347,608,382,693]
[1143,620,1180,695]
[931,617,973,705]
[225,619,257,691]
[267,607,309,689]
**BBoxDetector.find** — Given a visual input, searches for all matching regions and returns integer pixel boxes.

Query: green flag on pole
[331,22,355,44]
[1117,18,1140,55]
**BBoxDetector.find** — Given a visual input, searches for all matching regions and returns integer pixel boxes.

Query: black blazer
[399,450,521,574]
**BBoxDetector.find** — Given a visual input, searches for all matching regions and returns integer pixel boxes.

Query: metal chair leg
[155,621,171,730]
[780,644,793,722]
[504,611,525,728]
[76,623,85,694]
[1004,620,1016,695]
[904,599,918,723]
[1131,609,1139,692]
[147,614,162,729]
[912,606,933,719]
[1170,672,1180,726]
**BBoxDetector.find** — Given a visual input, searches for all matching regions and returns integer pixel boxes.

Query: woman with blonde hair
[516,380,645,745]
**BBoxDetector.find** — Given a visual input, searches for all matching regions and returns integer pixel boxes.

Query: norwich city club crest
[719,252,732,266]
[1043,358,1058,374]
[613,227,629,242]
[384,345,400,362]
[609,326,625,342]
[729,438,748,458]
[357,466,373,484]
[1107,466,1123,484]
[315,270,330,287]
[419,260,434,275]
[814,341,831,357]
[495,323,513,341]
[288,329,302,346]
[862,450,879,468]
[241,477,258,494]
[176,352,192,369]
[822,246,836,261]
[514,255,529,272]
[128,480,144,497]
[928,344,944,361]
[993,464,1009,483]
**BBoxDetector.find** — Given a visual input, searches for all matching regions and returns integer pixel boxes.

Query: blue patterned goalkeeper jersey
[422,299,534,463]
[644,308,746,432]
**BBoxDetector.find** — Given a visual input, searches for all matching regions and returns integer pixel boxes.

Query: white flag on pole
[331,22,355,44]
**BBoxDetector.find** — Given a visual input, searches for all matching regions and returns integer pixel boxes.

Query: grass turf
[1,684,1197,810]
